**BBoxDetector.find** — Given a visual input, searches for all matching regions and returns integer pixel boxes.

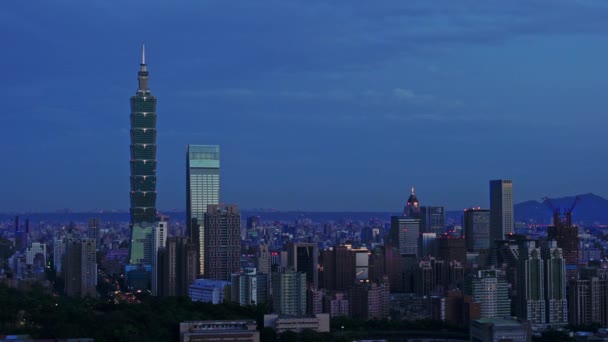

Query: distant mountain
[447,193,608,226]
[515,193,608,225]
[2,194,608,226]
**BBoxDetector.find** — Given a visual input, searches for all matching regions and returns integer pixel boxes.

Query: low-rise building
[179,321,259,342]
[189,279,230,304]
[263,313,330,334]
[470,318,530,342]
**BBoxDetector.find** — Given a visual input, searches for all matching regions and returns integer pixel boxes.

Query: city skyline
[4,2,608,212]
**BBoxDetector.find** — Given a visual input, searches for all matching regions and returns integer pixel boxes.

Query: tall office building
[420,232,437,258]
[421,206,445,234]
[151,221,167,296]
[404,187,422,219]
[489,180,514,243]
[64,237,97,298]
[272,269,307,315]
[390,217,420,256]
[87,218,101,250]
[129,45,158,265]
[158,236,198,297]
[204,205,241,281]
[186,145,220,276]
[464,208,491,252]
[256,243,271,276]
[287,242,319,289]
[465,270,511,319]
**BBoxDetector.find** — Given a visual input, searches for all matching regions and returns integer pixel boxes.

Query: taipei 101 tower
[128,45,159,265]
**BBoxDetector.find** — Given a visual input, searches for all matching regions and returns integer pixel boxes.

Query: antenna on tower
[142,43,146,65]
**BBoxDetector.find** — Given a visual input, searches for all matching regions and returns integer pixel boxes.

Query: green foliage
[0,285,257,341]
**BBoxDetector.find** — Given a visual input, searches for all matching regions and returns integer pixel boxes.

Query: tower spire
[411,186,415,195]
[141,43,146,65]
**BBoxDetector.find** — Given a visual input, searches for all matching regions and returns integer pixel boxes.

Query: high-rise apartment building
[186,144,220,276]
[349,277,390,320]
[204,205,241,281]
[129,45,158,265]
[489,180,514,243]
[465,270,511,319]
[420,206,445,234]
[463,208,491,252]
[568,266,608,326]
[517,241,546,326]
[151,221,167,296]
[158,236,198,297]
[272,269,307,315]
[231,268,268,306]
[64,237,97,298]
[544,241,568,326]
[87,218,101,250]
[287,242,319,288]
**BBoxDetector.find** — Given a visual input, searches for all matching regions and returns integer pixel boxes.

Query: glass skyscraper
[490,179,514,243]
[129,45,158,265]
[186,144,220,276]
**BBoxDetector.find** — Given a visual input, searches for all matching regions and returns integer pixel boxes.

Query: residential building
[204,205,240,281]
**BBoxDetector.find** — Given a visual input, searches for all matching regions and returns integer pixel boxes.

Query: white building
[189,278,230,304]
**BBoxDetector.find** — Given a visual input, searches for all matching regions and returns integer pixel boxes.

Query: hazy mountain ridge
[1,194,607,225]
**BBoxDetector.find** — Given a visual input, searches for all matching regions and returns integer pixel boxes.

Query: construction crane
[542,196,580,226]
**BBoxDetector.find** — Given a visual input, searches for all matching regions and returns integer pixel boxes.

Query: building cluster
[2,47,608,340]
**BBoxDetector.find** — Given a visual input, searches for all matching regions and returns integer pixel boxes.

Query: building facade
[129,45,159,266]
[204,205,241,281]
[465,270,511,319]
[186,144,220,276]
[489,180,514,244]
[272,269,307,316]
[463,208,491,251]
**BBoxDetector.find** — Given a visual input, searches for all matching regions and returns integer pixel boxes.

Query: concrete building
[437,235,466,264]
[272,269,307,315]
[25,242,45,267]
[158,237,197,297]
[87,218,101,250]
[543,241,568,326]
[64,237,97,298]
[326,292,349,317]
[179,321,258,342]
[231,268,269,306]
[568,266,608,326]
[349,278,390,320]
[189,279,230,304]
[286,242,319,289]
[263,314,330,334]
[204,205,241,281]
[465,270,510,319]
[470,318,530,342]
[517,241,546,326]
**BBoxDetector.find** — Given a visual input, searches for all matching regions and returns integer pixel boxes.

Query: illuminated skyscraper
[187,145,220,276]
[129,45,158,265]
[404,187,421,219]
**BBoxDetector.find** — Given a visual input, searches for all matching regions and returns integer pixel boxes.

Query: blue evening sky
[2,1,608,212]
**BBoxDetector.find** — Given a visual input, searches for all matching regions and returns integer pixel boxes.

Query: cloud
[392,88,434,103]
